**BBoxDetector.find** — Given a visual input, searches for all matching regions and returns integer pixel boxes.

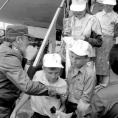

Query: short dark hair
[109,44,118,75]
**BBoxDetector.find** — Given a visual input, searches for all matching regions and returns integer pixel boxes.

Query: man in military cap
[0,24,53,118]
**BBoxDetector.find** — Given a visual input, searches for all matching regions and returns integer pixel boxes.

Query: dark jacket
[0,44,47,117]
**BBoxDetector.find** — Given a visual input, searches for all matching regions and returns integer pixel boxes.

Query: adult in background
[91,44,118,118]
[65,40,96,118]
[95,0,118,86]
[0,25,55,118]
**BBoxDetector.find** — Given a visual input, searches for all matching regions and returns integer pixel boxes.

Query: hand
[10,111,16,118]
[77,100,90,112]
[47,86,57,97]
[95,84,105,93]
[25,45,38,60]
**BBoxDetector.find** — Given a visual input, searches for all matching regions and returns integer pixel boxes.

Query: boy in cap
[10,53,68,118]
[95,0,118,86]
[62,0,102,78]
[65,40,96,118]
[0,25,55,118]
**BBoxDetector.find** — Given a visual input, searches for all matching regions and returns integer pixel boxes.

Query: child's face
[104,5,114,13]
[70,51,89,69]
[73,10,86,19]
[44,67,61,83]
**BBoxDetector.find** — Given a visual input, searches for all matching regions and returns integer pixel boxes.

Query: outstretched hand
[47,86,57,97]
[25,45,38,60]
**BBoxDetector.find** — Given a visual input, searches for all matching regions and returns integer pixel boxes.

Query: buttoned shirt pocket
[74,79,84,100]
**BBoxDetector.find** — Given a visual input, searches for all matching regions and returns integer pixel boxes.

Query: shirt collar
[102,10,114,16]
[71,64,87,77]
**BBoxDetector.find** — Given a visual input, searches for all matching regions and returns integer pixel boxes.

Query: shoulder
[0,45,22,70]
[57,78,67,87]
[94,11,103,17]
[33,70,44,81]
[112,11,118,19]
[35,70,44,76]
[86,14,99,24]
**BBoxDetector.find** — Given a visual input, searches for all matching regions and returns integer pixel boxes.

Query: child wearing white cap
[62,0,102,80]
[95,0,118,87]
[10,53,68,118]
[63,0,102,52]
[65,40,96,118]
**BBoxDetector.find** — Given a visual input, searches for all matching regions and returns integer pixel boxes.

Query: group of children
[10,39,95,118]
[9,0,118,118]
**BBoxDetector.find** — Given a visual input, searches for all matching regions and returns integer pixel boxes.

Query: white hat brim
[43,64,64,68]
[70,48,89,57]
[103,1,116,5]
[70,4,86,11]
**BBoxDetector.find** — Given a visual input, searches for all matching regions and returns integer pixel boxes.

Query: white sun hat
[43,53,63,68]
[70,0,87,12]
[69,40,92,57]
[102,0,116,5]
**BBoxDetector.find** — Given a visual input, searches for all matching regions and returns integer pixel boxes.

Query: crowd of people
[0,0,118,118]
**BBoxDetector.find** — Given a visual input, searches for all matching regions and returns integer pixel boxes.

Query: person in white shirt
[95,0,118,86]
[62,0,102,76]
[10,53,68,118]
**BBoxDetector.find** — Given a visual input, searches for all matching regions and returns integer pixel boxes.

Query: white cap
[43,53,63,68]
[69,40,92,57]
[102,0,116,5]
[96,0,104,3]
[70,0,87,11]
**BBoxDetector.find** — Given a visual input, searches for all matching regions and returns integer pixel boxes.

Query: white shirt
[31,70,67,117]
[95,10,118,36]
[70,14,102,57]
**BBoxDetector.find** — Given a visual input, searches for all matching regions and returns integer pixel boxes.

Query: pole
[33,0,66,67]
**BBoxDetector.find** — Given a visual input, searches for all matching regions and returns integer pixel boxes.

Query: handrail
[33,0,66,67]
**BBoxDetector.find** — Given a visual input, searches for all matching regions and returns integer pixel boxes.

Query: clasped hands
[47,86,60,97]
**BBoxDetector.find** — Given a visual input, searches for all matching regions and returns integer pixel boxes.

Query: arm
[80,72,96,104]
[114,23,118,39]
[10,94,30,118]
[77,70,96,115]
[59,93,68,112]
[85,16,103,47]
[114,15,118,43]
[3,55,48,96]
[85,31,102,47]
